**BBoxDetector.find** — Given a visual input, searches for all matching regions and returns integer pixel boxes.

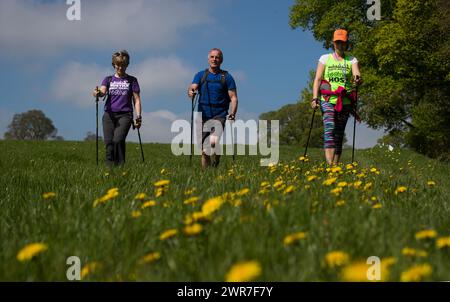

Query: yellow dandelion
[341,258,393,282]
[356,173,366,178]
[159,229,178,241]
[340,261,374,282]
[298,156,309,162]
[436,236,450,249]
[372,203,382,209]
[225,261,262,282]
[336,200,346,207]
[202,196,224,216]
[363,182,373,191]
[184,188,196,195]
[331,166,342,173]
[183,223,203,236]
[370,167,380,174]
[283,185,296,194]
[330,187,343,196]
[42,192,56,199]
[353,181,362,189]
[134,193,147,200]
[322,177,337,186]
[402,247,428,258]
[17,242,48,262]
[307,175,318,181]
[93,187,119,207]
[325,251,350,268]
[394,186,407,195]
[184,211,210,225]
[131,210,142,218]
[260,181,271,188]
[283,232,307,246]
[154,180,170,187]
[183,196,199,205]
[337,181,348,187]
[155,187,164,198]
[236,188,250,196]
[230,198,243,207]
[304,184,311,190]
[81,262,101,279]
[426,180,436,187]
[273,180,284,189]
[141,252,161,264]
[346,164,354,170]
[400,264,432,282]
[141,200,157,209]
[415,229,437,240]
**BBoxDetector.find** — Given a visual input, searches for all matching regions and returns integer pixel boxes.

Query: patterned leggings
[320,101,351,155]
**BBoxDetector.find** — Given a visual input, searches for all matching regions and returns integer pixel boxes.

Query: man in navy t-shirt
[188,48,239,169]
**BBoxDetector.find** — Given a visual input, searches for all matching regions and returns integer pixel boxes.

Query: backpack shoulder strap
[200,69,209,86]
[220,70,228,88]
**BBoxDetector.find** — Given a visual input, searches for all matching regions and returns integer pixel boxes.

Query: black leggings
[102,111,133,166]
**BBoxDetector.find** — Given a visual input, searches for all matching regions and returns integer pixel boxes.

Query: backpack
[199,69,228,89]
[198,69,230,108]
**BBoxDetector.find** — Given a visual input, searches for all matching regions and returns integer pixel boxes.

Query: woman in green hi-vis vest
[311,29,363,165]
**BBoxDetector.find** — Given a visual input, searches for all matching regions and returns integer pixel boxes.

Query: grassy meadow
[0,140,449,281]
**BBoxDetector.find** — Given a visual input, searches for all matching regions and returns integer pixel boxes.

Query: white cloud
[51,56,194,107]
[128,110,180,143]
[0,0,213,57]
[0,108,14,138]
[231,70,247,83]
[133,56,194,99]
[51,62,109,107]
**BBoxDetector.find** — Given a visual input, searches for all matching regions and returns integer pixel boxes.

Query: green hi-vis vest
[321,54,353,105]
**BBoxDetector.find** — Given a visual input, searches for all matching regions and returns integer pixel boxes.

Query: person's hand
[134,116,142,129]
[188,88,197,98]
[353,75,363,86]
[92,87,101,98]
[228,114,235,121]
[311,98,320,109]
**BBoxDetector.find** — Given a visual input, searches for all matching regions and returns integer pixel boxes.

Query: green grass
[0,140,449,281]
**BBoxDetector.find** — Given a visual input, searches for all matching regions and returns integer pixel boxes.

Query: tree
[289,0,450,159]
[84,131,102,141]
[260,70,330,147]
[4,110,58,140]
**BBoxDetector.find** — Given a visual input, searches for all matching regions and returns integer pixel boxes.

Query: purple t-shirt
[101,75,140,112]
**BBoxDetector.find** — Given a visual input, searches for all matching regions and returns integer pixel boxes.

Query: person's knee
[210,135,219,148]
[112,138,125,145]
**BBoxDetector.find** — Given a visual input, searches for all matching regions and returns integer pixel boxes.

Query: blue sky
[0,0,383,147]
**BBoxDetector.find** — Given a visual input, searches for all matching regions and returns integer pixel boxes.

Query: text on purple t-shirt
[101,75,140,112]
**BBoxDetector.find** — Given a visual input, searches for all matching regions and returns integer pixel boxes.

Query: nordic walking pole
[304,101,318,157]
[228,117,235,162]
[131,96,145,163]
[351,82,359,163]
[137,127,145,163]
[190,93,197,165]
[95,86,99,166]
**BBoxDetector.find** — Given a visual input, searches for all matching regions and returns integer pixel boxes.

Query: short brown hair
[112,50,130,67]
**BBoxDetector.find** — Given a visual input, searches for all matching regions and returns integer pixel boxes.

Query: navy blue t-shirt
[192,70,236,119]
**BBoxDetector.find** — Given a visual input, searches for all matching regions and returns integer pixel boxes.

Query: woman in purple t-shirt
[92,50,142,166]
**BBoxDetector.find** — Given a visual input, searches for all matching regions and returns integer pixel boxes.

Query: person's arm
[228,89,238,120]
[352,61,362,86]
[312,62,325,109]
[92,85,108,98]
[133,91,142,128]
